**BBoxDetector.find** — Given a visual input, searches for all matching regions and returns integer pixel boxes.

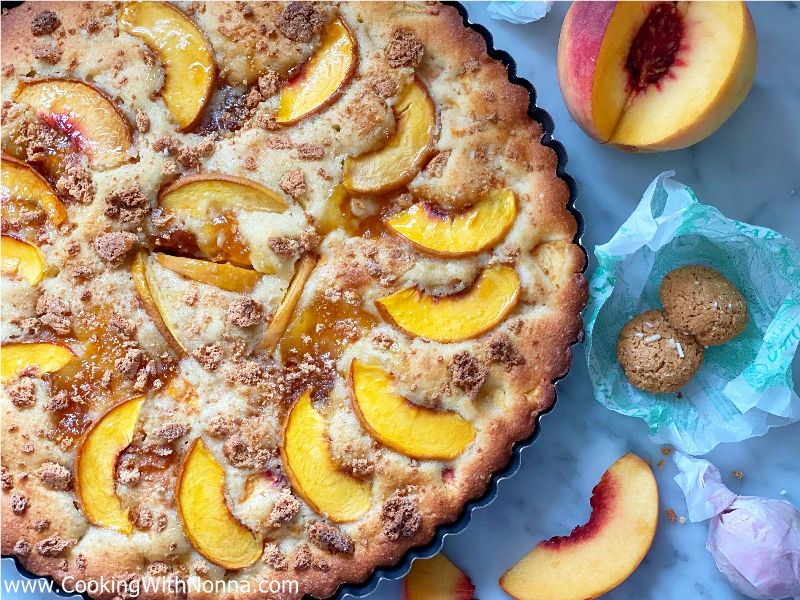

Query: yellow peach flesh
[119,1,216,130]
[277,17,357,125]
[386,188,517,257]
[1,155,67,226]
[281,390,371,522]
[259,254,317,352]
[376,264,520,343]
[343,79,437,195]
[158,173,287,214]
[74,397,144,534]
[177,439,264,569]
[500,453,659,600]
[1,235,47,285]
[403,554,476,600]
[12,80,132,169]
[351,360,475,460]
[1,342,75,383]
[155,253,264,293]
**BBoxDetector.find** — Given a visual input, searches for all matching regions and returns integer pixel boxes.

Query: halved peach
[276,17,357,125]
[376,264,520,343]
[258,254,317,352]
[119,1,216,130]
[1,154,67,226]
[176,438,264,569]
[1,341,75,383]
[131,251,187,357]
[558,1,757,151]
[281,389,371,522]
[351,360,475,460]
[403,553,476,600]
[13,80,132,169]
[74,397,144,534]
[386,188,517,257]
[1,235,47,285]
[500,453,658,600]
[343,78,437,195]
[155,253,264,293]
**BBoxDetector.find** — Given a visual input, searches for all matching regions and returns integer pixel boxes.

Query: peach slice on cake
[276,17,358,125]
[12,80,133,169]
[74,397,144,534]
[351,360,475,460]
[176,438,264,568]
[131,251,187,357]
[500,453,659,600]
[119,1,216,130]
[1,154,67,226]
[403,553,476,600]
[155,253,264,293]
[258,254,317,352]
[1,235,47,285]
[281,389,371,522]
[1,341,75,383]
[386,188,517,257]
[343,78,437,195]
[558,1,757,151]
[376,264,520,343]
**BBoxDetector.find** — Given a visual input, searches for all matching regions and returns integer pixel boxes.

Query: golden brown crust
[1,2,586,598]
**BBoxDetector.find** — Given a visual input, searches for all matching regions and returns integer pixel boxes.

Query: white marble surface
[3,2,799,599]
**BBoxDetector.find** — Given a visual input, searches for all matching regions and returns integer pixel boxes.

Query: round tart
[1,2,586,598]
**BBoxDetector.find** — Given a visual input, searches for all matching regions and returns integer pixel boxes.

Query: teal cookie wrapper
[584,172,800,455]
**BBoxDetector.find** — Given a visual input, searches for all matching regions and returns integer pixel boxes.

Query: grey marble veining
[3,2,798,600]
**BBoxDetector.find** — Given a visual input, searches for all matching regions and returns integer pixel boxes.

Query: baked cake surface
[0,2,586,598]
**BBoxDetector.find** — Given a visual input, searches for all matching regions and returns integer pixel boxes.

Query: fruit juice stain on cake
[626,2,685,92]
[202,209,252,266]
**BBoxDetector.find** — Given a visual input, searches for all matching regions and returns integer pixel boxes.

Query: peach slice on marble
[176,438,264,569]
[12,79,132,169]
[403,553,476,600]
[351,360,475,460]
[558,1,757,151]
[281,389,371,522]
[376,264,520,343]
[1,154,67,226]
[258,253,317,352]
[1,235,47,285]
[276,17,358,125]
[500,453,659,600]
[343,78,437,195]
[386,188,517,257]
[155,253,264,293]
[119,1,216,130]
[1,341,75,383]
[74,396,144,534]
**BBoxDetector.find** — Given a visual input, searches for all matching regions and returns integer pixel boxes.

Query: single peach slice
[281,389,371,522]
[176,438,264,569]
[155,253,264,293]
[376,264,520,343]
[386,188,517,257]
[500,453,659,600]
[159,173,287,214]
[1,235,47,285]
[13,80,133,169]
[258,254,317,352]
[131,251,187,357]
[343,78,437,195]
[1,341,75,382]
[74,397,144,534]
[119,1,216,130]
[277,17,358,125]
[1,154,67,226]
[351,360,475,460]
[558,1,757,151]
[403,553,476,600]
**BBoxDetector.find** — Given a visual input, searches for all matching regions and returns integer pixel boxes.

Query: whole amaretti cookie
[660,265,748,346]
[617,310,704,393]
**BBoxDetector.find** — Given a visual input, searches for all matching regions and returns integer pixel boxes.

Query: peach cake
[0,2,586,598]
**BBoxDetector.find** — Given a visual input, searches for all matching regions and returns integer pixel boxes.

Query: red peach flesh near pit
[626,2,685,93]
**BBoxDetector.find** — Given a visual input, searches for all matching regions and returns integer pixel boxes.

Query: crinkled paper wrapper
[584,172,800,454]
